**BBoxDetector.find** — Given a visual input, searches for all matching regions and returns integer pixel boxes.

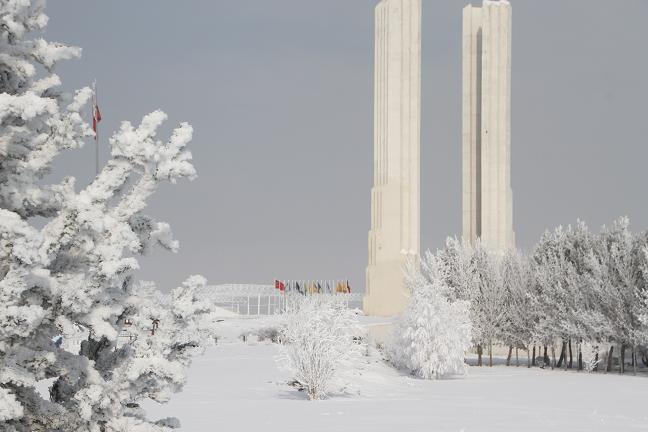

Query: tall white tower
[462,0,514,251]
[364,0,421,316]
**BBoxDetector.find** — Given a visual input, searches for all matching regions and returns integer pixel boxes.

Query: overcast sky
[44,0,648,291]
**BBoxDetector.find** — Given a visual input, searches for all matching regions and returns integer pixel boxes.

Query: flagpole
[94,80,99,175]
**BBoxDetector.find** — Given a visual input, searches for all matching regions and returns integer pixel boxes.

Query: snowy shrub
[239,325,281,344]
[0,1,216,430]
[279,295,362,400]
[256,326,281,343]
[390,256,473,380]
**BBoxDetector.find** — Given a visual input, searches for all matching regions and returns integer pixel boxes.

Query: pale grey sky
[45,0,648,291]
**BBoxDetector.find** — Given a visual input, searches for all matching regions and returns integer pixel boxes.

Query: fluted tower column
[364,0,421,316]
[462,0,515,252]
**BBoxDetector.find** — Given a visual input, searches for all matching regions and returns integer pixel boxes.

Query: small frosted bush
[279,295,362,400]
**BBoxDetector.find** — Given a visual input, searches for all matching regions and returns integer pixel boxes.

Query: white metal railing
[196,284,363,316]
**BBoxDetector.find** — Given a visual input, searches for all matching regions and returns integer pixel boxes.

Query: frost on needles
[389,255,472,380]
[0,1,219,431]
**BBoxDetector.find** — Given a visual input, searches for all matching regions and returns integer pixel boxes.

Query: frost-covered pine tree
[389,255,472,379]
[105,275,220,427]
[279,295,362,400]
[0,2,215,430]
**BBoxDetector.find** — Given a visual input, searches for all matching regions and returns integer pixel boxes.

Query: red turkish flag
[92,104,102,139]
[275,280,285,292]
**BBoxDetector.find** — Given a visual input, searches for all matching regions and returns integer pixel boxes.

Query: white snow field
[143,319,648,432]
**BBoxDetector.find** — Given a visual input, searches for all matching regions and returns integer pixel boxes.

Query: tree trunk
[527,348,531,368]
[489,342,493,367]
[568,340,573,369]
[551,345,556,370]
[563,342,569,370]
[516,347,519,367]
[532,346,536,366]
[563,349,569,371]
[556,341,566,368]
[578,343,583,371]
[620,344,625,374]
[632,347,637,376]
[506,345,513,366]
[477,345,483,367]
[543,346,549,366]
[606,345,614,372]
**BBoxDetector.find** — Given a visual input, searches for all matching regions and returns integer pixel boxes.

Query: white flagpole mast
[93,79,99,175]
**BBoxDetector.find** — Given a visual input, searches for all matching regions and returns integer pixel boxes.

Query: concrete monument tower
[462,0,515,251]
[364,0,421,316]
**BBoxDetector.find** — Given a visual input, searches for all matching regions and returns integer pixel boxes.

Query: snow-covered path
[144,342,648,432]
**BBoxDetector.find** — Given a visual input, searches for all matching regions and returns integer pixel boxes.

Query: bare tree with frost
[501,249,535,367]
[637,241,648,339]
[470,242,507,367]
[438,237,477,301]
[279,295,362,400]
[593,217,644,373]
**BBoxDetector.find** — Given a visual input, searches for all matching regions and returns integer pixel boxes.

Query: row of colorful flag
[274,280,351,295]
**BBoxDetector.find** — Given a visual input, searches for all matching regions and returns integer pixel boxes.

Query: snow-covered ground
[143,318,648,432]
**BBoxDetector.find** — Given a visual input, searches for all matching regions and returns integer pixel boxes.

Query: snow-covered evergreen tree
[390,255,472,379]
[0,2,214,430]
[100,275,220,427]
[279,295,362,400]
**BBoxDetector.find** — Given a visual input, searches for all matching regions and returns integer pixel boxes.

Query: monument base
[363,260,410,317]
